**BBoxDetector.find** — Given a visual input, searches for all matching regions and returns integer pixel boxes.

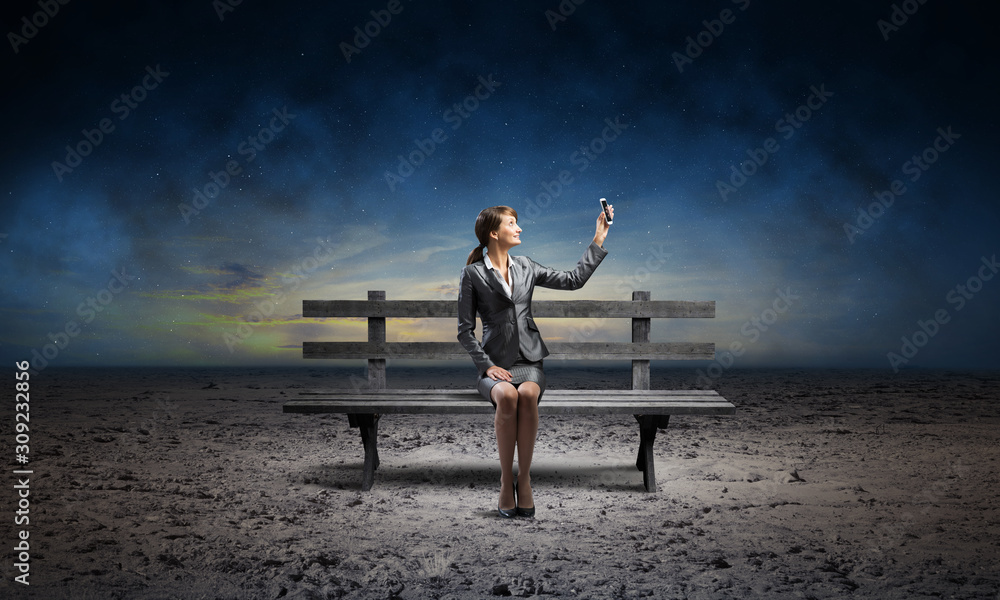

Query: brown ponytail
[465,205,518,265]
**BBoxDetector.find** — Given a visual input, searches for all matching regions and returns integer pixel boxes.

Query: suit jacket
[457,240,608,376]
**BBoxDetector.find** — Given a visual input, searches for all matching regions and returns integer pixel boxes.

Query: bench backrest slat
[303,341,715,361]
[303,299,715,319]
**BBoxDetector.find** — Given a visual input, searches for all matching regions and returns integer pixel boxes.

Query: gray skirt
[476,355,545,406]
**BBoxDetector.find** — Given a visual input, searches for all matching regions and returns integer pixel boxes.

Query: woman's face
[491,215,521,248]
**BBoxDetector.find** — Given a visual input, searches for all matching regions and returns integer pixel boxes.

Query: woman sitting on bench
[457,204,613,518]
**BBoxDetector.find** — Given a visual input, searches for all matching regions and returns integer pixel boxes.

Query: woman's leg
[491,382,519,510]
[515,381,540,509]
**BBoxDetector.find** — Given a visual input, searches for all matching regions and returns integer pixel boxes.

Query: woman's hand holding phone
[595,199,613,246]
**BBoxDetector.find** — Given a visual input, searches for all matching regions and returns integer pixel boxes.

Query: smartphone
[600,198,613,225]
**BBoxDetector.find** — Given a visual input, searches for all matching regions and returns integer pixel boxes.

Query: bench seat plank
[297,388,721,397]
[283,391,736,416]
[285,399,736,415]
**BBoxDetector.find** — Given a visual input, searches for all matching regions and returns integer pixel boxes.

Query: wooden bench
[283,290,735,492]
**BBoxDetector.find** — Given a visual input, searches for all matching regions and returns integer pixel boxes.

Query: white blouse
[483,253,515,298]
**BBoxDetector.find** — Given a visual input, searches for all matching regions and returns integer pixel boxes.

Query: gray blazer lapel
[476,260,513,303]
[510,256,527,301]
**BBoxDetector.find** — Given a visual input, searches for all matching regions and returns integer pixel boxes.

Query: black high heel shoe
[515,482,535,518]
[498,483,516,519]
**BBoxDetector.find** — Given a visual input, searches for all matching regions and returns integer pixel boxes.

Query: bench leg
[634,415,670,492]
[348,413,381,491]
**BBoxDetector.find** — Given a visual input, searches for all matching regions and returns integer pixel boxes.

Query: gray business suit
[457,240,608,377]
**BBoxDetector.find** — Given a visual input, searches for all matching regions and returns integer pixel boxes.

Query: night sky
[2,0,998,373]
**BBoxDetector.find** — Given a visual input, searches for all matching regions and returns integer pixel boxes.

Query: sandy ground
[3,366,999,599]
